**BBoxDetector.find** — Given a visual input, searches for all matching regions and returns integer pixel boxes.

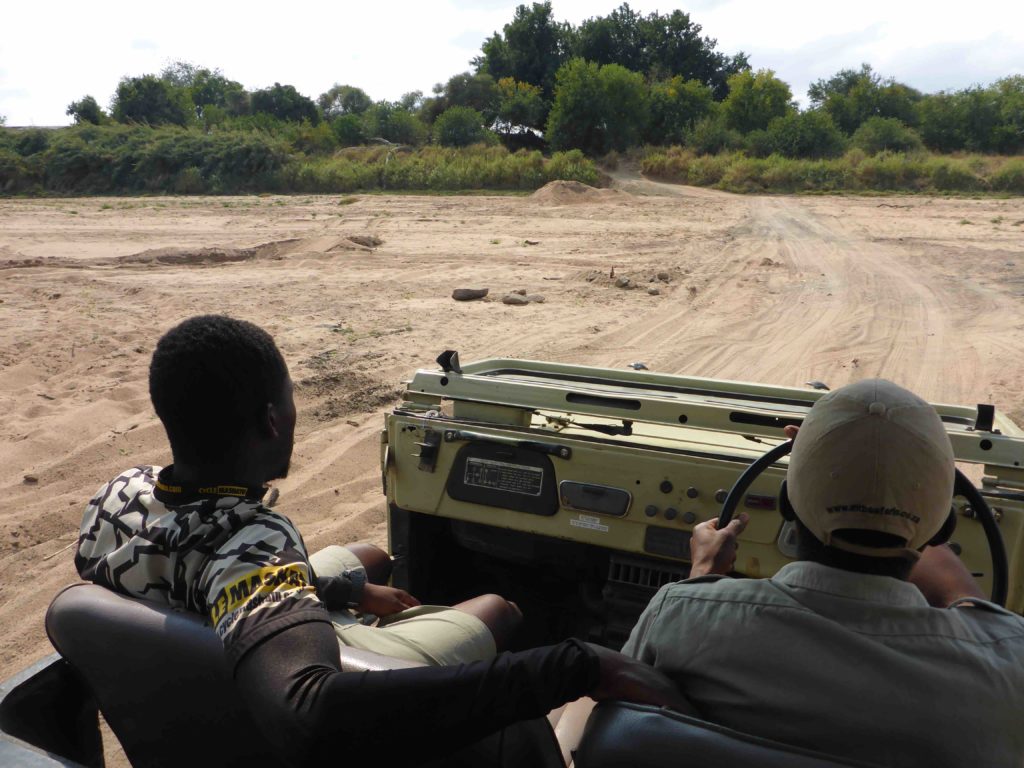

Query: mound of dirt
[115,235,380,267]
[531,180,629,205]
[117,246,262,266]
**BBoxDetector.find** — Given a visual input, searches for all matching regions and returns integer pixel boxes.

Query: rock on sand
[452,288,489,301]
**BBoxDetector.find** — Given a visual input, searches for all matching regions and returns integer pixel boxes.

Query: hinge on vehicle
[436,350,462,374]
[415,429,442,472]
[974,404,997,433]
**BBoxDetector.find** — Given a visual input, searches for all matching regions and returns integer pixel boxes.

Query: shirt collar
[772,561,929,608]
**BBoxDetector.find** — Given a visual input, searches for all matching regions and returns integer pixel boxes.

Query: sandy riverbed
[2,175,1023,684]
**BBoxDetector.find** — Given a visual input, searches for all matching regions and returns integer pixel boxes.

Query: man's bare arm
[909,543,986,607]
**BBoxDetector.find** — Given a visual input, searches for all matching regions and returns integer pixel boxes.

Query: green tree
[917,87,1003,153]
[685,113,741,155]
[762,110,846,158]
[399,91,424,112]
[112,75,193,126]
[160,61,248,119]
[66,95,106,125]
[474,2,571,99]
[318,84,372,118]
[808,65,921,134]
[423,72,500,125]
[191,71,248,117]
[331,114,366,146]
[362,102,427,145]
[993,76,1024,154]
[645,77,714,145]
[251,83,319,125]
[917,92,964,152]
[851,117,923,154]
[546,59,647,155]
[721,69,793,133]
[496,77,546,132]
[572,4,748,99]
[433,106,489,147]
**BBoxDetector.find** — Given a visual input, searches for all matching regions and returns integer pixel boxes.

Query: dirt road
[2,177,1023,687]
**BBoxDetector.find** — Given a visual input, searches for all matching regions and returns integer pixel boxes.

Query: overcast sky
[2,0,1022,126]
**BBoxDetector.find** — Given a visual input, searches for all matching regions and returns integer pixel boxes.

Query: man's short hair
[149,315,289,464]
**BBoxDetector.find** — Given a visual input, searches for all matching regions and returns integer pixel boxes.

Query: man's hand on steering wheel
[690,512,749,578]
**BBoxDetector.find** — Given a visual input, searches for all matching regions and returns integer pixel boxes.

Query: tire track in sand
[553,178,1012,406]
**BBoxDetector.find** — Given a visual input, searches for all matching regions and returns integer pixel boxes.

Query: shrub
[763,111,846,159]
[12,129,51,157]
[640,146,693,182]
[855,151,927,191]
[852,117,923,154]
[0,149,41,193]
[687,153,730,186]
[926,157,985,191]
[686,116,742,155]
[546,149,600,185]
[292,122,338,155]
[990,158,1024,193]
[362,103,428,146]
[433,107,489,147]
[331,114,366,147]
[744,129,773,158]
[720,156,768,192]
[173,166,205,194]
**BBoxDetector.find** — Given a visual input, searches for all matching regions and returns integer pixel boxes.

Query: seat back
[573,701,879,768]
[46,583,567,768]
[45,583,273,768]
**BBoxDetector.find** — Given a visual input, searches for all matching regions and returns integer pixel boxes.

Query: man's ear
[263,401,281,439]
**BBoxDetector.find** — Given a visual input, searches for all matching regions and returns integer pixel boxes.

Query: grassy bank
[642,147,1024,194]
[0,125,599,195]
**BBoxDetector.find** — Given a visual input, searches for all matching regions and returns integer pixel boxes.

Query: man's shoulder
[948,598,1024,643]
[657,573,797,607]
[97,464,159,493]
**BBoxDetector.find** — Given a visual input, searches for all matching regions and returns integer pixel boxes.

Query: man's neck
[170,461,265,490]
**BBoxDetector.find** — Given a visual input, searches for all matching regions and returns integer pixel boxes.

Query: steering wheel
[718,440,1009,606]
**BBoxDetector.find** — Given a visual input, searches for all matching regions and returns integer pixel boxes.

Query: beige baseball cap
[787,378,955,560]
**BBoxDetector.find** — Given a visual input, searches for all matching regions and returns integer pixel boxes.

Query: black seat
[45,583,564,768]
[573,701,881,768]
[45,583,277,768]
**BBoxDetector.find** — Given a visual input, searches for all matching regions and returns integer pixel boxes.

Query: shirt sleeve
[199,511,331,666]
[621,584,669,661]
[234,618,600,767]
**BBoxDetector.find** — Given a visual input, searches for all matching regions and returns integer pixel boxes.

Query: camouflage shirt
[76,465,331,665]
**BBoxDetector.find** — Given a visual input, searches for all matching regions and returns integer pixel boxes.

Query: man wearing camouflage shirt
[76,314,686,766]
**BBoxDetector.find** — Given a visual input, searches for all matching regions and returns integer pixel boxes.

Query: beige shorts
[309,545,496,667]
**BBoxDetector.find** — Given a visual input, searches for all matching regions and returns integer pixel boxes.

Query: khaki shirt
[622,561,1024,767]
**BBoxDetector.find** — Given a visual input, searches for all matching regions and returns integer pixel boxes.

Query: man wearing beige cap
[623,378,1024,767]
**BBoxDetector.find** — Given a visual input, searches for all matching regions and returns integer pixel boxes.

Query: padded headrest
[574,701,880,768]
[46,583,273,768]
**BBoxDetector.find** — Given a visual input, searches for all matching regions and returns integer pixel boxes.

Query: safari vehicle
[2,354,1022,767]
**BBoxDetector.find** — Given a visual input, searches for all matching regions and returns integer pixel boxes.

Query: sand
[1,174,1023,703]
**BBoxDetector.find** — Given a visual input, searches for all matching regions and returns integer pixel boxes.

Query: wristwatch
[343,568,367,608]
